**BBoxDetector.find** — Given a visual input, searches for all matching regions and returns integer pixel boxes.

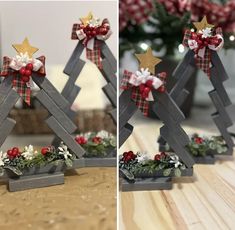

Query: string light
[178,44,185,53]
[140,43,148,50]
[229,35,235,41]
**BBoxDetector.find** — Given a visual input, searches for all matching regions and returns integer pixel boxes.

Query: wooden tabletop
[119,123,235,230]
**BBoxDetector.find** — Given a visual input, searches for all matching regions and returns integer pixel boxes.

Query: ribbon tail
[86,40,102,69]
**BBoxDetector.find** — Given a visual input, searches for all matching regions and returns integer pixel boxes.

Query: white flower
[0,151,8,166]
[88,17,101,27]
[136,153,149,164]
[84,132,92,140]
[22,145,37,160]
[136,68,151,84]
[96,130,110,139]
[169,154,182,168]
[58,142,72,160]
[188,39,198,49]
[201,27,212,38]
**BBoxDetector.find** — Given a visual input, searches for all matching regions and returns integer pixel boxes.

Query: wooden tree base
[8,172,64,192]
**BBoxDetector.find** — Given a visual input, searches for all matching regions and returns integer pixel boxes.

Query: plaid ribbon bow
[71,18,111,69]
[121,70,167,116]
[0,56,46,106]
[183,27,223,77]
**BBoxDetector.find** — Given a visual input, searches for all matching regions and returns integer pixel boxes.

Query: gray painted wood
[193,156,215,164]
[32,74,71,111]
[46,116,85,158]
[100,42,117,73]
[64,42,85,75]
[0,89,20,125]
[8,172,64,192]
[119,123,133,148]
[159,49,234,159]
[0,118,16,147]
[102,83,117,107]
[82,157,116,167]
[100,59,117,89]
[0,76,14,105]
[35,90,77,134]
[121,177,172,191]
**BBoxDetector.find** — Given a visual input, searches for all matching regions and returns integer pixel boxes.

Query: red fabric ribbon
[121,70,167,116]
[183,27,223,77]
[71,18,111,69]
[0,56,46,106]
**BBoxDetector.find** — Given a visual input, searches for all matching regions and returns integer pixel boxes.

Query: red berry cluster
[80,24,109,39]
[139,79,154,99]
[154,152,166,161]
[92,136,102,144]
[75,136,87,145]
[41,146,50,155]
[122,151,137,163]
[19,63,34,83]
[7,147,21,159]
[194,137,204,144]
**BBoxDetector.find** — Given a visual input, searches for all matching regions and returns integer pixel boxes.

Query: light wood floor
[119,124,235,230]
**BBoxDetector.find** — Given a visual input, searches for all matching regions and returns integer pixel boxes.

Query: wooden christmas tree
[158,16,234,164]
[52,13,117,167]
[119,48,194,191]
[0,38,85,191]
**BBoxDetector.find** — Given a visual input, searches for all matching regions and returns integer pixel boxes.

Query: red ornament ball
[21,75,30,83]
[145,80,153,88]
[75,136,87,145]
[24,69,32,77]
[154,154,161,161]
[19,67,26,76]
[26,63,33,71]
[41,147,49,155]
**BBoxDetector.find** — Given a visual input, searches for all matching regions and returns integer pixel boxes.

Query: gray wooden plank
[36,90,77,133]
[211,51,229,82]
[119,90,133,113]
[153,92,185,124]
[209,90,233,127]
[160,125,195,168]
[83,157,116,167]
[65,59,86,84]
[100,59,117,89]
[62,85,81,105]
[212,114,234,152]
[209,67,232,107]
[109,109,117,124]
[0,76,14,105]
[174,89,190,108]
[119,101,137,129]
[8,172,64,192]
[0,89,20,125]
[121,177,172,192]
[193,156,215,164]
[32,74,71,110]
[102,83,116,107]
[46,116,85,158]
[0,118,16,147]
[119,123,133,148]
[100,42,117,73]
[64,41,85,75]
[171,65,195,99]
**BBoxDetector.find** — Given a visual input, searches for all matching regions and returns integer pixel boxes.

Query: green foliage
[119,152,186,181]
[187,134,228,157]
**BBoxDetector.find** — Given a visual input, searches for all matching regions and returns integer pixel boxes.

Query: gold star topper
[12,38,39,58]
[135,47,162,74]
[193,16,214,32]
[80,12,93,26]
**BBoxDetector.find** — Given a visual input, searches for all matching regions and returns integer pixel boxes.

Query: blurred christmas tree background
[119,0,235,57]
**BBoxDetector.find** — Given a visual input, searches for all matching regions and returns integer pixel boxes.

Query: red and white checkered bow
[121,68,167,116]
[183,27,224,77]
[71,18,112,69]
[0,53,46,106]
